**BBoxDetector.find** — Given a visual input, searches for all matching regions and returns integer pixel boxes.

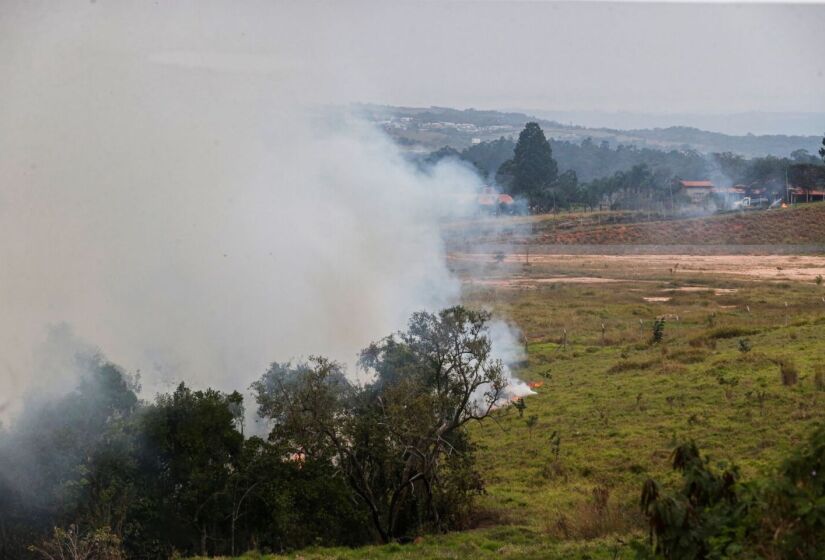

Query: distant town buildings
[677,180,715,204]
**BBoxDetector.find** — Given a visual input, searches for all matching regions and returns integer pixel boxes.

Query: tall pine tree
[497,122,558,209]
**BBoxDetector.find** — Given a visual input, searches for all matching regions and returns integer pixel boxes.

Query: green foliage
[3,309,503,558]
[548,430,561,461]
[513,397,527,417]
[252,306,505,543]
[497,123,560,210]
[525,414,539,437]
[139,383,245,555]
[29,525,125,560]
[639,442,741,560]
[744,423,825,558]
[705,326,758,340]
[651,318,666,344]
[779,359,799,386]
[737,338,751,353]
[640,424,825,559]
[815,367,825,392]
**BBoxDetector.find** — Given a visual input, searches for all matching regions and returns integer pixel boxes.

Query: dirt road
[449,252,825,284]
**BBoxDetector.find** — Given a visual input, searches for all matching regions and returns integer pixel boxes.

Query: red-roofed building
[677,179,715,203]
[477,187,515,213]
[679,180,714,188]
[789,187,825,204]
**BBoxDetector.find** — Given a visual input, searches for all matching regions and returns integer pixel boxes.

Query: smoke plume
[0,2,529,422]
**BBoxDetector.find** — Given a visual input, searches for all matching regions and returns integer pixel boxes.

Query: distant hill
[518,109,825,137]
[358,104,822,158]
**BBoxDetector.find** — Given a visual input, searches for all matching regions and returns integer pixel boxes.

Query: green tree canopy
[819,133,825,163]
[497,122,559,208]
[252,306,504,543]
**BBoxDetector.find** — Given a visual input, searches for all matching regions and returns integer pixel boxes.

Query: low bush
[814,365,825,392]
[706,326,758,340]
[548,486,639,541]
[779,359,799,386]
[688,336,717,350]
[667,349,708,364]
[607,359,657,374]
[638,424,825,559]
[29,526,125,560]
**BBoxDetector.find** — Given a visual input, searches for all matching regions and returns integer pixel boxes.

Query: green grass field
[204,249,825,559]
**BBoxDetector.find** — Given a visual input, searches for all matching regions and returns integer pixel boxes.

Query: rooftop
[679,180,714,188]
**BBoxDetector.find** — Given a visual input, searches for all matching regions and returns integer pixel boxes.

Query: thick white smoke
[0,3,528,421]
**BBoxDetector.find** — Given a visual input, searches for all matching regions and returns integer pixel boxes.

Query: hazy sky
[0,0,822,416]
[2,1,823,117]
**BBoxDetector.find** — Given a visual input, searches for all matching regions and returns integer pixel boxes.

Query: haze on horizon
[0,0,824,412]
[3,1,823,136]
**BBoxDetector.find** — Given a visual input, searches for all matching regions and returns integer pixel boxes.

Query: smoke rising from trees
[0,4,527,422]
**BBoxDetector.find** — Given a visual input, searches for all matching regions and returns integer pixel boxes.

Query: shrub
[668,348,708,364]
[633,424,823,557]
[651,318,665,344]
[688,336,717,350]
[29,526,125,560]
[607,359,657,374]
[814,366,825,392]
[745,423,825,557]
[525,414,539,437]
[638,442,740,560]
[639,426,825,559]
[549,486,638,540]
[707,326,758,340]
[738,338,752,353]
[780,359,799,386]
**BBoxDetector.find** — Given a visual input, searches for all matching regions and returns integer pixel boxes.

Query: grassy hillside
[465,272,825,537]
[450,203,825,246]
[208,256,825,559]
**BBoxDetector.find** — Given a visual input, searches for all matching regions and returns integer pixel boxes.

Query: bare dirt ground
[463,276,622,289]
[449,252,825,285]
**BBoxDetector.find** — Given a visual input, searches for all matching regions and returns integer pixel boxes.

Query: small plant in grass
[746,389,769,416]
[29,526,125,560]
[525,414,539,437]
[650,318,665,344]
[816,274,823,286]
[814,366,825,391]
[548,430,561,460]
[738,338,752,353]
[541,430,565,480]
[780,359,799,386]
[706,312,717,327]
[716,372,739,401]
